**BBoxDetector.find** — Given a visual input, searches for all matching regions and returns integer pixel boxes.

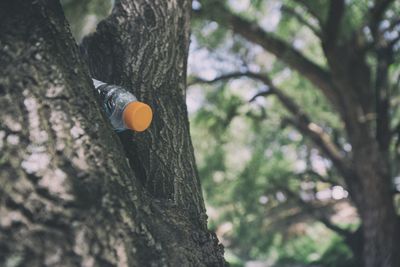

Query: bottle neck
[92,78,106,89]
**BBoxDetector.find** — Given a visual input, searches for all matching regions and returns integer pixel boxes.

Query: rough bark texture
[81,0,205,222]
[0,0,225,266]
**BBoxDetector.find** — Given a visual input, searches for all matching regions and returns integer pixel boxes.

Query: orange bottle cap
[123,101,153,132]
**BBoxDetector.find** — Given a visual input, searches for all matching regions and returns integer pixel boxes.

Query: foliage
[190,0,400,266]
[190,80,353,265]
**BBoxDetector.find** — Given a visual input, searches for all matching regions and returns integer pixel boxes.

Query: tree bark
[352,141,399,267]
[0,0,225,266]
[81,0,206,221]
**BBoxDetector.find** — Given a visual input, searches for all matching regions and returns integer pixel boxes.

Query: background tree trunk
[326,44,400,267]
[196,1,400,266]
[0,0,225,266]
[351,130,399,267]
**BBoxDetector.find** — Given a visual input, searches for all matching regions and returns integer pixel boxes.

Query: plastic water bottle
[92,79,153,132]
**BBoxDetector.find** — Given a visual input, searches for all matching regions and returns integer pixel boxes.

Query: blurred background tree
[189,0,400,266]
[62,0,400,266]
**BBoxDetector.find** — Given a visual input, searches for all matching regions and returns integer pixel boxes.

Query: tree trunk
[353,145,400,267]
[81,0,206,221]
[326,45,400,267]
[0,0,225,266]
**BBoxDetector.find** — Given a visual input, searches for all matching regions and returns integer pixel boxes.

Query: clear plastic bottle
[92,79,153,132]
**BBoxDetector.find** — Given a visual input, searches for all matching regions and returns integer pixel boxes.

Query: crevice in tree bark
[0,0,226,266]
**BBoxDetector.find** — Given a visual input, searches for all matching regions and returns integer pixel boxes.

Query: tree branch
[290,0,323,24]
[248,77,348,173]
[300,169,342,186]
[387,18,400,32]
[323,0,345,46]
[388,35,400,47]
[284,117,349,175]
[249,90,274,102]
[370,0,394,26]
[319,217,353,237]
[369,0,395,40]
[188,71,266,86]
[196,4,338,108]
[190,71,351,178]
[283,188,353,238]
[375,48,393,152]
[280,5,321,38]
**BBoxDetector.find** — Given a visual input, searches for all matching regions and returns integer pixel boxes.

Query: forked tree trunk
[0,0,225,266]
